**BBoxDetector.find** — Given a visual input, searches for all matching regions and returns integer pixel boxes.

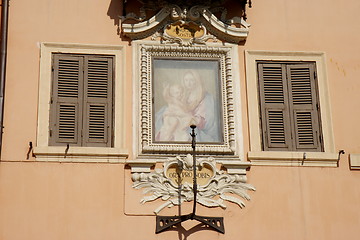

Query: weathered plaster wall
[0,0,359,239]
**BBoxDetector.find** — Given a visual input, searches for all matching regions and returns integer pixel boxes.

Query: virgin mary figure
[155,70,222,143]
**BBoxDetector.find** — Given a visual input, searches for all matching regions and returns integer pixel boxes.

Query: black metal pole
[190,124,197,218]
[0,0,10,158]
[156,124,225,234]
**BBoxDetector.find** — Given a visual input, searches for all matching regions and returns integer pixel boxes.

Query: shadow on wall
[107,0,123,35]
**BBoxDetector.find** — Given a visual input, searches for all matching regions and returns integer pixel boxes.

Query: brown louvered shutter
[83,56,113,147]
[258,63,292,151]
[49,54,113,147]
[50,55,83,146]
[258,62,322,152]
[287,64,322,151]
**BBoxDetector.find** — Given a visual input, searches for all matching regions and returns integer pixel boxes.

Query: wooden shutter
[83,56,113,147]
[50,55,84,146]
[258,62,322,152]
[49,54,113,147]
[258,63,292,150]
[287,64,322,151]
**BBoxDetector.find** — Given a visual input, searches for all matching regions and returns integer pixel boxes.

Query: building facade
[0,0,360,239]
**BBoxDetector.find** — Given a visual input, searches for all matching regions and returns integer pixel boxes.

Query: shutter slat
[295,111,315,146]
[58,104,77,141]
[87,58,110,99]
[262,65,285,104]
[89,104,106,140]
[289,67,313,105]
[57,58,80,98]
[296,112,314,145]
[267,110,286,145]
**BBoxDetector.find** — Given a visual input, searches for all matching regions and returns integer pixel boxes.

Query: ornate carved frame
[137,43,237,156]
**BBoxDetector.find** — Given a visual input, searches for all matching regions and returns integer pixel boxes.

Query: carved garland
[138,44,236,155]
[132,156,256,214]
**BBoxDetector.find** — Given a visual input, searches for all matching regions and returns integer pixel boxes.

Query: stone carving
[132,155,255,214]
[152,21,216,46]
[122,4,250,45]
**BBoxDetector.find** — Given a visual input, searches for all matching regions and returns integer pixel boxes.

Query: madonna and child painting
[153,59,223,143]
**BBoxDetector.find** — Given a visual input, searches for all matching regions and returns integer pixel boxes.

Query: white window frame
[245,50,337,167]
[33,43,128,162]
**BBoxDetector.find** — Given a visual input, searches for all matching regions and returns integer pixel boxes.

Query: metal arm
[155,125,225,234]
[190,124,197,218]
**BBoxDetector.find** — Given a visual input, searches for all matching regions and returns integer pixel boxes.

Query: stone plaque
[165,22,205,40]
[166,164,214,186]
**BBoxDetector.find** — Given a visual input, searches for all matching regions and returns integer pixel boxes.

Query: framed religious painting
[137,44,238,155]
[153,59,223,144]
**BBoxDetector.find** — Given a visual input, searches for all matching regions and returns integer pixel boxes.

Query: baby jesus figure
[156,84,193,141]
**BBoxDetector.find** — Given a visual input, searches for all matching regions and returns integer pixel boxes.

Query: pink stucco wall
[0,0,359,239]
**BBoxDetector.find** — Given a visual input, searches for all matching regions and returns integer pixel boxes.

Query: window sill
[33,146,128,163]
[248,151,339,167]
[350,154,360,170]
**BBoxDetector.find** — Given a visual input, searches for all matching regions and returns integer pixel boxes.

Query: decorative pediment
[121,1,252,45]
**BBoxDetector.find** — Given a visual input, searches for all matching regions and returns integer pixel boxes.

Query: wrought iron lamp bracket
[155,125,225,234]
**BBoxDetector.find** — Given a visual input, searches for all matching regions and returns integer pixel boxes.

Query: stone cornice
[122,4,250,44]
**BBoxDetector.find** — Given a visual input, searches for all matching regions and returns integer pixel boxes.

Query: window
[49,54,113,147]
[34,43,128,162]
[257,62,322,152]
[245,51,337,167]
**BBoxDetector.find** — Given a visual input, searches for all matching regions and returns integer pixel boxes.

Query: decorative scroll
[122,4,250,45]
[132,156,255,214]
